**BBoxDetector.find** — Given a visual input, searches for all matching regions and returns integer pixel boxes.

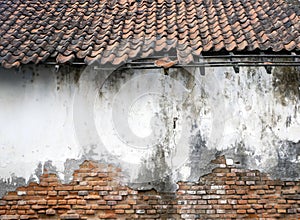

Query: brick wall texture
[0,157,299,219]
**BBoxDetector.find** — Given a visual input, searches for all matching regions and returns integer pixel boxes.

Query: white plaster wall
[0,66,79,181]
[0,63,299,189]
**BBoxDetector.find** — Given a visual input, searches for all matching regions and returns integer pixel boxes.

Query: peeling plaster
[0,61,299,196]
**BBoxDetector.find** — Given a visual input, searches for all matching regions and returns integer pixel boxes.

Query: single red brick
[107,201,117,206]
[25,210,35,215]
[96,200,106,205]
[235,205,251,209]
[236,190,246,195]
[47,191,57,196]
[223,213,237,218]
[93,186,113,191]
[226,172,236,177]
[237,209,246,214]
[238,200,247,205]
[3,195,20,201]
[31,205,47,210]
[73,185,92,190]
[6,210,17,215]
[277,209,287,213]
[213,168,230,173]
[98,212,116,218]
[127,199,136,205]
[103,195,122,201]
[207,200,218,205]
[257,190,265,195]
[274,204,291,209]
[85,210,95,215]
[174,204,191,210]
[226,190,236,194]
[67,199,77,205]
[118,191,128,196]
[287,200,296,204]
[277,199,286,204]
[252,204,263,209]
[287,208,297,213]
[147,209,157,214]
[65,195,81,200]
[20,214,38,219]
[37,200,47,205]
[250,185,265,190]
[72,205,89,210]
[265,190,276,194]
[37,210,45,214]
[258,199,267,204]
[58,200,67,205]
[55,186,73,191]
[39,182,48,187]
[264,204,273,209]
[213,205,232,209]
[48,182,59,187]
[178,185,191,190]
[1,215,20,219]
[91,205,110,210]
[53,205,71,210]
[58,191,68,196]
[285,182,295,186]
[60,213,80,219]
[17,210,26,215]
[266,180,283,186]
[267,209,277,214]
[236,181,245,185]
[16,205,30,210]
[47,200,57,205]
[182,195,202,200]
[242,195,260,199]
[76,200,86,205]
[225,181,235,185]
[115,209,124,214]
[248,199,257,204]
[46,208,56,215]
[84,195,100,200]
[114,204,131,209]
[133,205,152,210]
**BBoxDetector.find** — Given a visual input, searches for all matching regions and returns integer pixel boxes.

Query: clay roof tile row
[0,0,300,68]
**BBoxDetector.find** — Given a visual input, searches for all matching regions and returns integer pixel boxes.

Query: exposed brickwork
[0,158,299,219]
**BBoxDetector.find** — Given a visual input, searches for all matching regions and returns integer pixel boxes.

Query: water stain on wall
[273,66,300,105]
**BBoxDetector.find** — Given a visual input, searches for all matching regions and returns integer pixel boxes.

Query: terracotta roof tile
[1,0,300,68]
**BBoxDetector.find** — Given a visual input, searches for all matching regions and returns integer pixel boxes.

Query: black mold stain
[273,66,300,105]
[233,141,249,167]
[48,64,85,90]
[188,131,218,181]
[97,68,135,96]
[134,144,177,193]
[270,140,300,179]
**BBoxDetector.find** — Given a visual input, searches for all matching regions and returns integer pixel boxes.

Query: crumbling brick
[0,158,298,219]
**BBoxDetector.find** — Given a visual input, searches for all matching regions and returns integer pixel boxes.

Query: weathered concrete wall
[0,61,299,197]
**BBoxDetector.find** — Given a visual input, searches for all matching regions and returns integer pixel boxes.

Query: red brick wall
[0,158,299,219]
